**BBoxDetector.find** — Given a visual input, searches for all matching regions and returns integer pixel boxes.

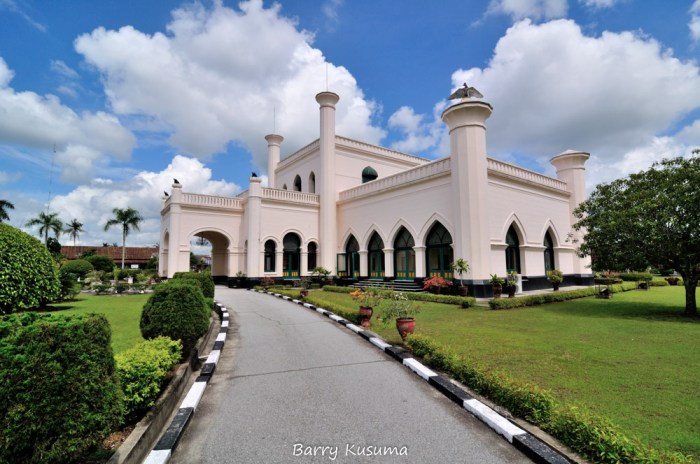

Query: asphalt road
[169,287,531,464]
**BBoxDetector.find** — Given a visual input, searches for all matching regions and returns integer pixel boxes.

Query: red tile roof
[62,246,158,264]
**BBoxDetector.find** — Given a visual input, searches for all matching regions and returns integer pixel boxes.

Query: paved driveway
[169,288,531,463]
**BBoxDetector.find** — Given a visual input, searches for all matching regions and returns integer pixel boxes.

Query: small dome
[362,166,378,183]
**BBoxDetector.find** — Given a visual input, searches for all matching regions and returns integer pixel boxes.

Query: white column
[414,246,426,278]
[550,151,591,274]
[442,100,493,280]
[301,250,308,276]
[276,250,283,277]
[246,177,262,278]
[166,181,183,278]
[265,134,283,189]
[359,250,368,278]
[315,91,340,275]
[383,248,394,279]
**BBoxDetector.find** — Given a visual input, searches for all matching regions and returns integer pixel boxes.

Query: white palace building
[159,90,593,296]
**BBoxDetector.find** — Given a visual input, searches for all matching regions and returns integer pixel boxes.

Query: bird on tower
[448,83,483,100]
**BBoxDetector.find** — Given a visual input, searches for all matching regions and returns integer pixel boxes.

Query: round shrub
[0,223,60,314]
[59,259,94,279]
[172,271,215,298]
[140,281,210,358]
[0,312,124,463]
[85,254,115,273]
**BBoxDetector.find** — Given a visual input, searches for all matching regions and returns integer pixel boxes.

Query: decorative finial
[448,83,483,100]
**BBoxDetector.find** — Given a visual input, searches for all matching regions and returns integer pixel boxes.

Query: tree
[0,199,14,222]
[64,218,85,245]
[104,207,143,269]
[25,211,63,244]
[573,154,700,317]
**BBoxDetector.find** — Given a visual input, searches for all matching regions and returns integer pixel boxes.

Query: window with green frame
[368,232,385,278]
[426,222,453,278]
[544,230,555,272]
[505,225,521,273]
[264,240,276,272]
[345,236,360,278]
[283,233,301,278]
[394,227,415,280]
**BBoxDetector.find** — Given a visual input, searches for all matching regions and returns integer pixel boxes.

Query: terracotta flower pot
[359,306,373,328]
[396,318,416,340]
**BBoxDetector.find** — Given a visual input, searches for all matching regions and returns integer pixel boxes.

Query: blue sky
[1,0,699,248]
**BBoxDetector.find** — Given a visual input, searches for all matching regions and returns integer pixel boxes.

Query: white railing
[339,158,451,202]
[181,193,243,209]
[336,136,429,165]
[487,158,568,191]
[262,188,320,205]
[276,139,320,169]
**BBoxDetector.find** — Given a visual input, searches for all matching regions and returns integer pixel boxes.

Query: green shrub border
[323,285,476,308]
[488,282,638,310]
[405,334,691,464]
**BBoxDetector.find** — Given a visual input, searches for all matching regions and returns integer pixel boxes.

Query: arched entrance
[426,222,453,278]
[191,230,230,279]
[368,232,385,278]
[283,233,301,278]
[345,236,360,279]
[394,227,415,280]
[505,225,521,273]
[544,230,555,272]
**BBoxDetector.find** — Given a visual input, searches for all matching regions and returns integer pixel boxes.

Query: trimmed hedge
[0,224,61,314]
[172,271,215,298]
[116,336,182,423]
[488,282,638,310]
[59,259,94,278]
[619,272,653,282]
[85,254,115,273]
[140,280,210,359]
[0,312,123,463]
[406,333,691,464]
[323,285,476,308]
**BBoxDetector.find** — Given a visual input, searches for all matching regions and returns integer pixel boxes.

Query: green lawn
[308,286,700,459]
[50,294,148,354]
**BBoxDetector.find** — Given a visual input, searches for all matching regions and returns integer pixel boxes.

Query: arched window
[308,172,316,194]
[394,227,415,280]
[283,233,301,278]
[293,175,302,192]
[282,184,287,190]
[368,232,385,278]
[544,230,555,272]
[426,222,453,278]
[264,240,276,272]
[345,236,360,279]
[505,225,521,273]
[362,166,378,183]
[307,242,317,271]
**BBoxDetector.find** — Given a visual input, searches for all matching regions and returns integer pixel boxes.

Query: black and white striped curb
[253,289,571,464]
[143,303,230,464]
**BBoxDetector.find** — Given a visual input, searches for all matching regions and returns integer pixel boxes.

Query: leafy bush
[116,336,182,423]
[172,271,215,298]
[57,270,80,301]
[85,254,115,273]
[0,224,60,314]
[323,285,476,308]
[488,282,637,310]
[59,259,94,278]
[619,272,653,282]
[93,283,113,295]
[140,280,210,358]
[0,312,123,463]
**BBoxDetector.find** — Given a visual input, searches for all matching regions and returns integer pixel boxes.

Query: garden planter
[552,283,560,291]
[300,289,309,298]
[506,285,516,298]
[395,318,416,340]
[359,306,373,328]
[456,286,468,297]
[492,284,502,298]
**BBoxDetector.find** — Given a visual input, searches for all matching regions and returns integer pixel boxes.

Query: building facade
[159,92,593,296]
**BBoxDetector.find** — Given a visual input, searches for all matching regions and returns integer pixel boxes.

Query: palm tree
[26,211,63,244]
[0,199,14,222]
[104,207,143,269]
[64,219,85,246]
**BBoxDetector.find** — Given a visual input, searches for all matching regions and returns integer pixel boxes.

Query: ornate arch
[417,213,454,247]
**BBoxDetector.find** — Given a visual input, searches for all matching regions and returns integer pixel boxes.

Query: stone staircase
[350,278,424,292]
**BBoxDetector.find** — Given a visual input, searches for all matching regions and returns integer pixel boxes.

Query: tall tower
[265,134,283,188]
[550,150,591,275]
[442,98,493,291]
[315,91,340,274]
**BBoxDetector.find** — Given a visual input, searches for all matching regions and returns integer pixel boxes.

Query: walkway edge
[142,303,230,464]
[256,289,573,464]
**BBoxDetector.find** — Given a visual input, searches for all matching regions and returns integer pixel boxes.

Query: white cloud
[0,57,136,183]
[46,155,241,246]
[74,0,384,172]
[448,19,700,186]
[690,0,700,42]
[387,104,448,154]
[0,170,21,184]
[579,0,621,8]
[487,0,567,21]
[322,0,344,30]
[50,60,78,79]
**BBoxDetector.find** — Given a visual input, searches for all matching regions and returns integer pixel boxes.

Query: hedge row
[488,282,638,310]
[172,271,215,298]
[0,312,123,463]
[116,336,182,424]
[323,285,476,308]
[406,334,690,464]
[618,272,653,281]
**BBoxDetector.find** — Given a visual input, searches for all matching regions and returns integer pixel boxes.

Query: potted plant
[489,274,505,298]
[297,277,311,298]
[377,292,420,340]
[235,271,247,288]
[260,276,275,290]
[506,271,518,298]
[351,287,382,327]
[451,258,470,296]
[546,269,563,291]
[665,276,680,286]
[422,275,453,294]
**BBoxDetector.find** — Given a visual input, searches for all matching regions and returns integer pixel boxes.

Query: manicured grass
[50,294,148,354]
[309,286,700,459]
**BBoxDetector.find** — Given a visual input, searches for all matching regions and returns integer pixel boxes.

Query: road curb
[254,289,572,464]
[142,303,230,464]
